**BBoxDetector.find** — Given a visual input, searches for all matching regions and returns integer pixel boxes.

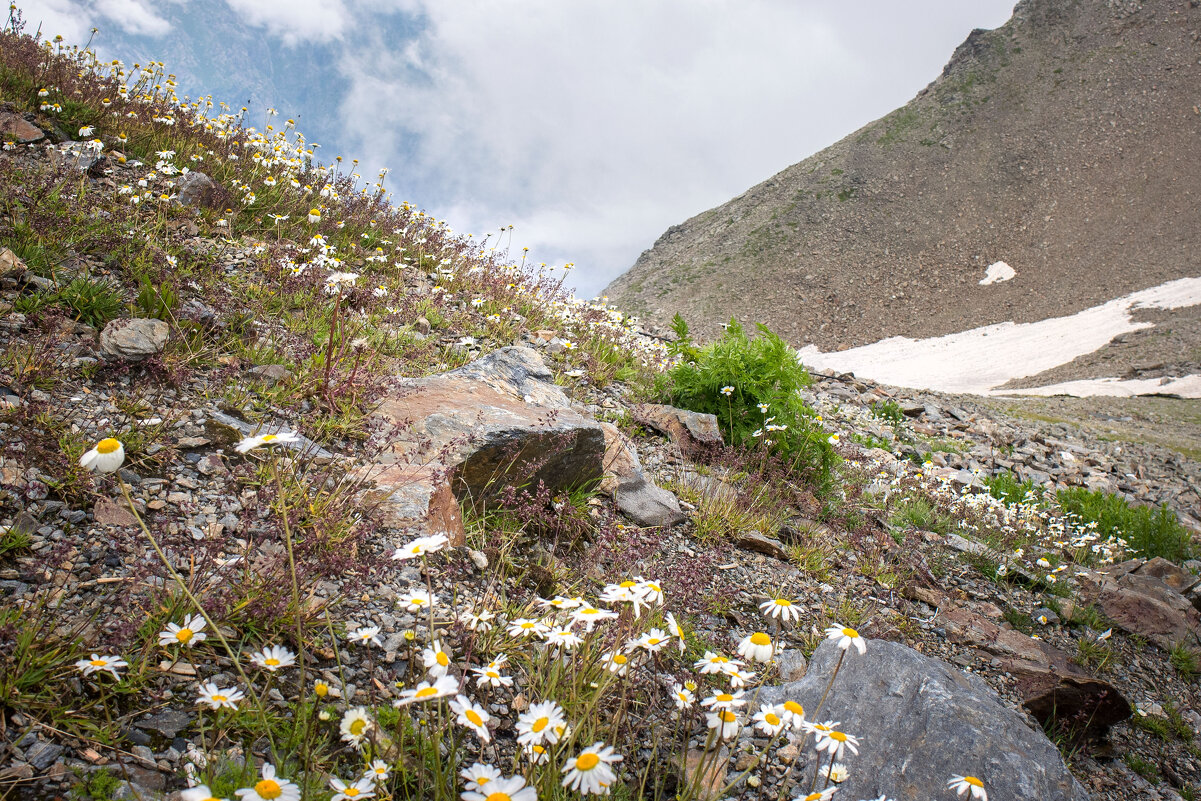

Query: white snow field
[797,276,1201,398]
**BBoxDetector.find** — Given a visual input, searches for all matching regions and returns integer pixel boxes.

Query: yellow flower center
[265,658,280,666]
[750,632,771,646]
[486,670,500,678]
[436,652,449,666]
[965,777,984,788]
[619,580,636,588]
[711,656,728,664]
[784,701,804,716]
[647,638,661,645]
[466,708,484,726]
[765,713,781,726]
[254,779,282,799]
[520,622,535,629]
[531,716,549,733]
[97,438,121,454]
[315,682,329,697]
[175,628,193,642]
[412,598,426,606]
[262,434,277,442]
[350,719,366,736]
[719,710,737,722]
[613,654,627,664]
[212,694,227,703]
[830,731,847,742]
[842,627,859,638]
[484,793,511,801]
[576,752,601,771]
[775,599,792,607]
[90,659,107,667]
[415,687,438,699]
[716,693,733,703]
[344,789,360,798]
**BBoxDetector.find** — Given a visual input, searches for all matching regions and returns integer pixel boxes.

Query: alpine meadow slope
[604,0,1201,352]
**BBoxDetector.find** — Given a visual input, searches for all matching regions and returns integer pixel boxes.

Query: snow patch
[798,276,1201,398]
[979,261,1016,285]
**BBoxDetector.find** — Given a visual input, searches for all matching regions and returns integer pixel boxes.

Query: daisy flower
[397,589,436,612]
[450,694,492,742]
[599,581,651,618]
[391,534,449,561]
[75,654,127,680]
[537,595,583,611]
[634,577,664,605]
[234,432,300,453]
[472,658,514,689]
[753,703,788,735]
[158,614,208,647]
[362,761,390,783]
[349,625,382,648]
[459,763,501,792]
[181,787,227,801]
[665,612,686,653]
[561,742,623,796]
[458,608,496,632]
[394,675,458,707]
[759,597,801,624]
[821,762,849,783]
[79,438,125,473]
[235,763,299,801]
[700,690,746,711]
[570,606,618,631]
[824,624,866,655]
[421,640,453,677]
[948,775,988,800]
[544,627,583,652]
[249,645,296,672]
[507,618,549,638]
[329,777,374,801]
[523,743,550,765]
[706,709,740,740]
[339,707,372,746]
[603,651,633,676]
[720,386,734,396]
[780,699,807,730]
[814,725,860,760]
[630,628,670,654]
[461,775,536,801]
[737,632,774,663]
[694,651,742,675]
[794,790,837,801]
[196,681,244,710]
[670,683,696,708]
[726,666,757,689]
[516,700,566,746]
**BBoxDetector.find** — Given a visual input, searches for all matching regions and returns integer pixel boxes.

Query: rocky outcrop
[365,347,607,543]
[757,638,1091,801]
[99,318,169,361]
[938,606,1130,739]
[632,404,723,451]
[598,421,684,528]
[1075,558,1201,656]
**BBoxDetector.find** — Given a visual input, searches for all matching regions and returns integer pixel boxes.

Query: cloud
[337,0,1016,296]
[20,0,169,39]
[221,0,351,45]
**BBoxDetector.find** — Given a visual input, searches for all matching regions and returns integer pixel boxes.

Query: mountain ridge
[605,0,1201,351]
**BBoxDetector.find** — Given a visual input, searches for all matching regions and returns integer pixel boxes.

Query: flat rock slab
[757,639,1090,801]
[1076,562,1201,655]
[0,111,44,143]
[366,347,605,542]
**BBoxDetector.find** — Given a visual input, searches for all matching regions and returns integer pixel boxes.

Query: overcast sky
[20,0,1016,297]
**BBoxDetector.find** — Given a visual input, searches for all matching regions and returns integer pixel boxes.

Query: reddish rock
[93,497,138,527]
[939,606,1130,739]
[0,111,44,143]
[632,403,723,450]
[1076,564,1201,655]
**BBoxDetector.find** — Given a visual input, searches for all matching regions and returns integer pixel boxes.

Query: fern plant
[659,314,835,485]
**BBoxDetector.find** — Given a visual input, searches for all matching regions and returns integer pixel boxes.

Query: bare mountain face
[604,0,1201,351]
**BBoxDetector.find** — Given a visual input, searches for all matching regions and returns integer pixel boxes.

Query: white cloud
[337,0,1016,296]
[94,0,170,35]
[20,0,169,39]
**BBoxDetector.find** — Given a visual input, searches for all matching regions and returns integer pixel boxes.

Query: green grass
[985,470,1045,506]
[1056,487,1193,563]
[888,496,957,535]
[1125,752,1159,781]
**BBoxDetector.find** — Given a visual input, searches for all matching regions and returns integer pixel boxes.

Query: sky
[18,0,1017,298]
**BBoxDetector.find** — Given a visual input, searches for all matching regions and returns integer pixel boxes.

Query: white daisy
[234,763,299,801]
[824,624,866,655]
[196,681,244,710]
[158,614,207,647]
[561,742,623,796]
[450,694,492,742]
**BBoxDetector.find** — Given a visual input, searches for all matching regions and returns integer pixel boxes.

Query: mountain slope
[605,0,1201,349]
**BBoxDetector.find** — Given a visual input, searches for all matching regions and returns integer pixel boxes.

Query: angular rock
[758,639,1090,801]
[597,422,684,527]
[1076,564,1201,655]
[93,497,138,527]
[23,740,62,771]
[100,318,169,362]
[248,364,292,385]
[733,530,791,561]
[177,171,223,209]
[135,708,193,739]
[1135,556,1199,595]
[0,111,44,143]
[366,347,605,541]
[632,403,723,450]
[939,606,1129,739]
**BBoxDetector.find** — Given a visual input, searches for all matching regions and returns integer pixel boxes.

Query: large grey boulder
[757,639,1089,801]
[366,347,605,542]
[100,318,169,361]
